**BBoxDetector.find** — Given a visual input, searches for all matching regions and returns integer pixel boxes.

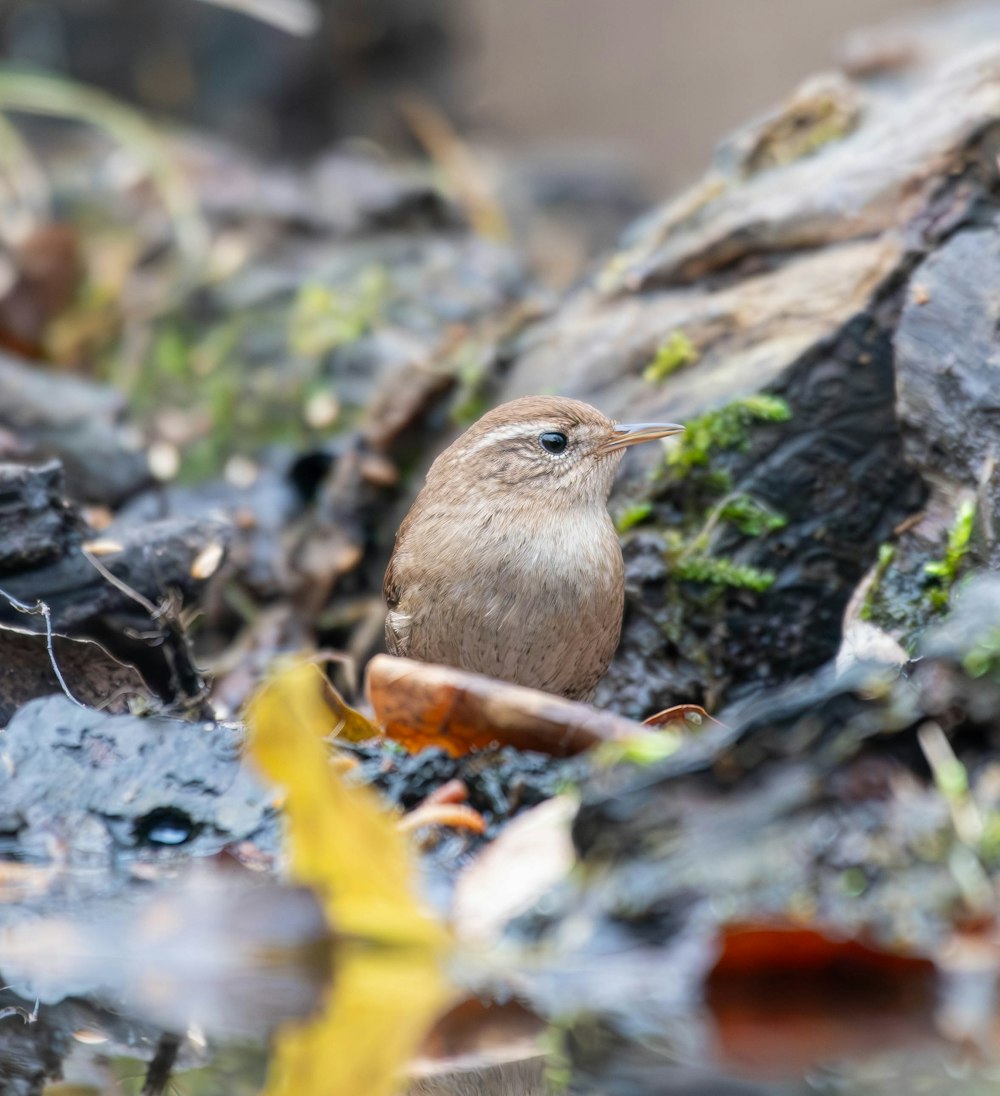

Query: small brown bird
[383,396,683,700]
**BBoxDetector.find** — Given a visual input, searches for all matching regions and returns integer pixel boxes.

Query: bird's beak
[596,420,684,454]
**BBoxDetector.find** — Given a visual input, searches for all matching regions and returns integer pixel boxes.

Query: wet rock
[895,227,1000,492]
[115,449,307,602]
[0,695,275,868]
[855,221,1000,650]
[513,575,1000,1035]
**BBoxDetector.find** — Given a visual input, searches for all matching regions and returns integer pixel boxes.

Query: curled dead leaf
[643,703,724,730]
[398,803,487,836]
[366,654,648,757]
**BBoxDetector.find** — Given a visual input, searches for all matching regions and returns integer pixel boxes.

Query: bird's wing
[382,542,410,656]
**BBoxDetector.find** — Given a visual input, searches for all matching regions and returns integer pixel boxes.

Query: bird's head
[429,395,683,509]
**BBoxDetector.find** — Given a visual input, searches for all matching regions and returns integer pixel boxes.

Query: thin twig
[0,997,39,1024]
[0,586,85,709]
[192,0,319,35]
[82,549,161,617]
[85,552,207,704]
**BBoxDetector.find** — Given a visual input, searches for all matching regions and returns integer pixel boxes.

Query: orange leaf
[366,654,649,757]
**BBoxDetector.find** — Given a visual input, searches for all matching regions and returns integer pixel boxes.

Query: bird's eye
[539,431,568,455]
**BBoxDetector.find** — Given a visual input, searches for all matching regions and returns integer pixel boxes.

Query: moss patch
[719,493,787,537]
[924,497,976,609]
[857,497,979,652]
[672,554,776,592]
[859,543,896,623]
[615,501,653,534]
[642,331,699,383]
[288,267,389,358]
[651,397,792,594]
[667,394,791,475]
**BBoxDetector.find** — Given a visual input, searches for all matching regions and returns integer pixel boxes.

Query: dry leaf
[398,803,487,835]
[366,654,647,757]
[80,538,125,556]
[451,796,577,944]
[642,703,723,730]
[711,924,935,979]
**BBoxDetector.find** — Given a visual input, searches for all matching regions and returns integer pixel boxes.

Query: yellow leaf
[246,661,445,946]
[246,661,453,1096]
[266,943,448,1096]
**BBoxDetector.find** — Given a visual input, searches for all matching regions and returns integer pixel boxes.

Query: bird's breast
[398,503,625,699]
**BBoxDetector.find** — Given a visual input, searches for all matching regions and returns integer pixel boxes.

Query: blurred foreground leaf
[247,662,452,1096]
[265,943,449,1096]
[247,661,445,944]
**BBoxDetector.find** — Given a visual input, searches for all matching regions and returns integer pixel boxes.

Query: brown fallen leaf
[423,779,469,807]
[643,703,724,730]
[708,924,938,1079]
[0,224,82,358]
[366,654,649,757]
[411,998,546,1093]
[710,924,935,979]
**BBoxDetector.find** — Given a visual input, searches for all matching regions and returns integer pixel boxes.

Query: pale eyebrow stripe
[457,420,558,460]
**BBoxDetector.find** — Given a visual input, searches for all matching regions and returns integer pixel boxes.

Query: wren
[383,396,683,700]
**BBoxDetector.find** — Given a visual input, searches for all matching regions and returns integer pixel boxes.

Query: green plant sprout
[642,330,699,383]
[924,497,976,609]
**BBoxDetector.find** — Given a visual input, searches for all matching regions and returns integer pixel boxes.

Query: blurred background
[2,0,942,195]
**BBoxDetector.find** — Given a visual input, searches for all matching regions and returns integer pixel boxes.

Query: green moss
[288,266,388,358]
[448,338,495,427]
[151,325,189,379]
[615,501,653,533]
[673,554,776,592]
[744,89,858,177]
[642,330,699,383]
[127,306,346,482]
[596,730,682,767]
[667,394,791,475]
[961,624,1000,680]
[751,114,853,174]
[648,399,791,601]
[538,1025,572,1093]
[924,497,976,610]
[719,493,787,537]
[859,543,896,623]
